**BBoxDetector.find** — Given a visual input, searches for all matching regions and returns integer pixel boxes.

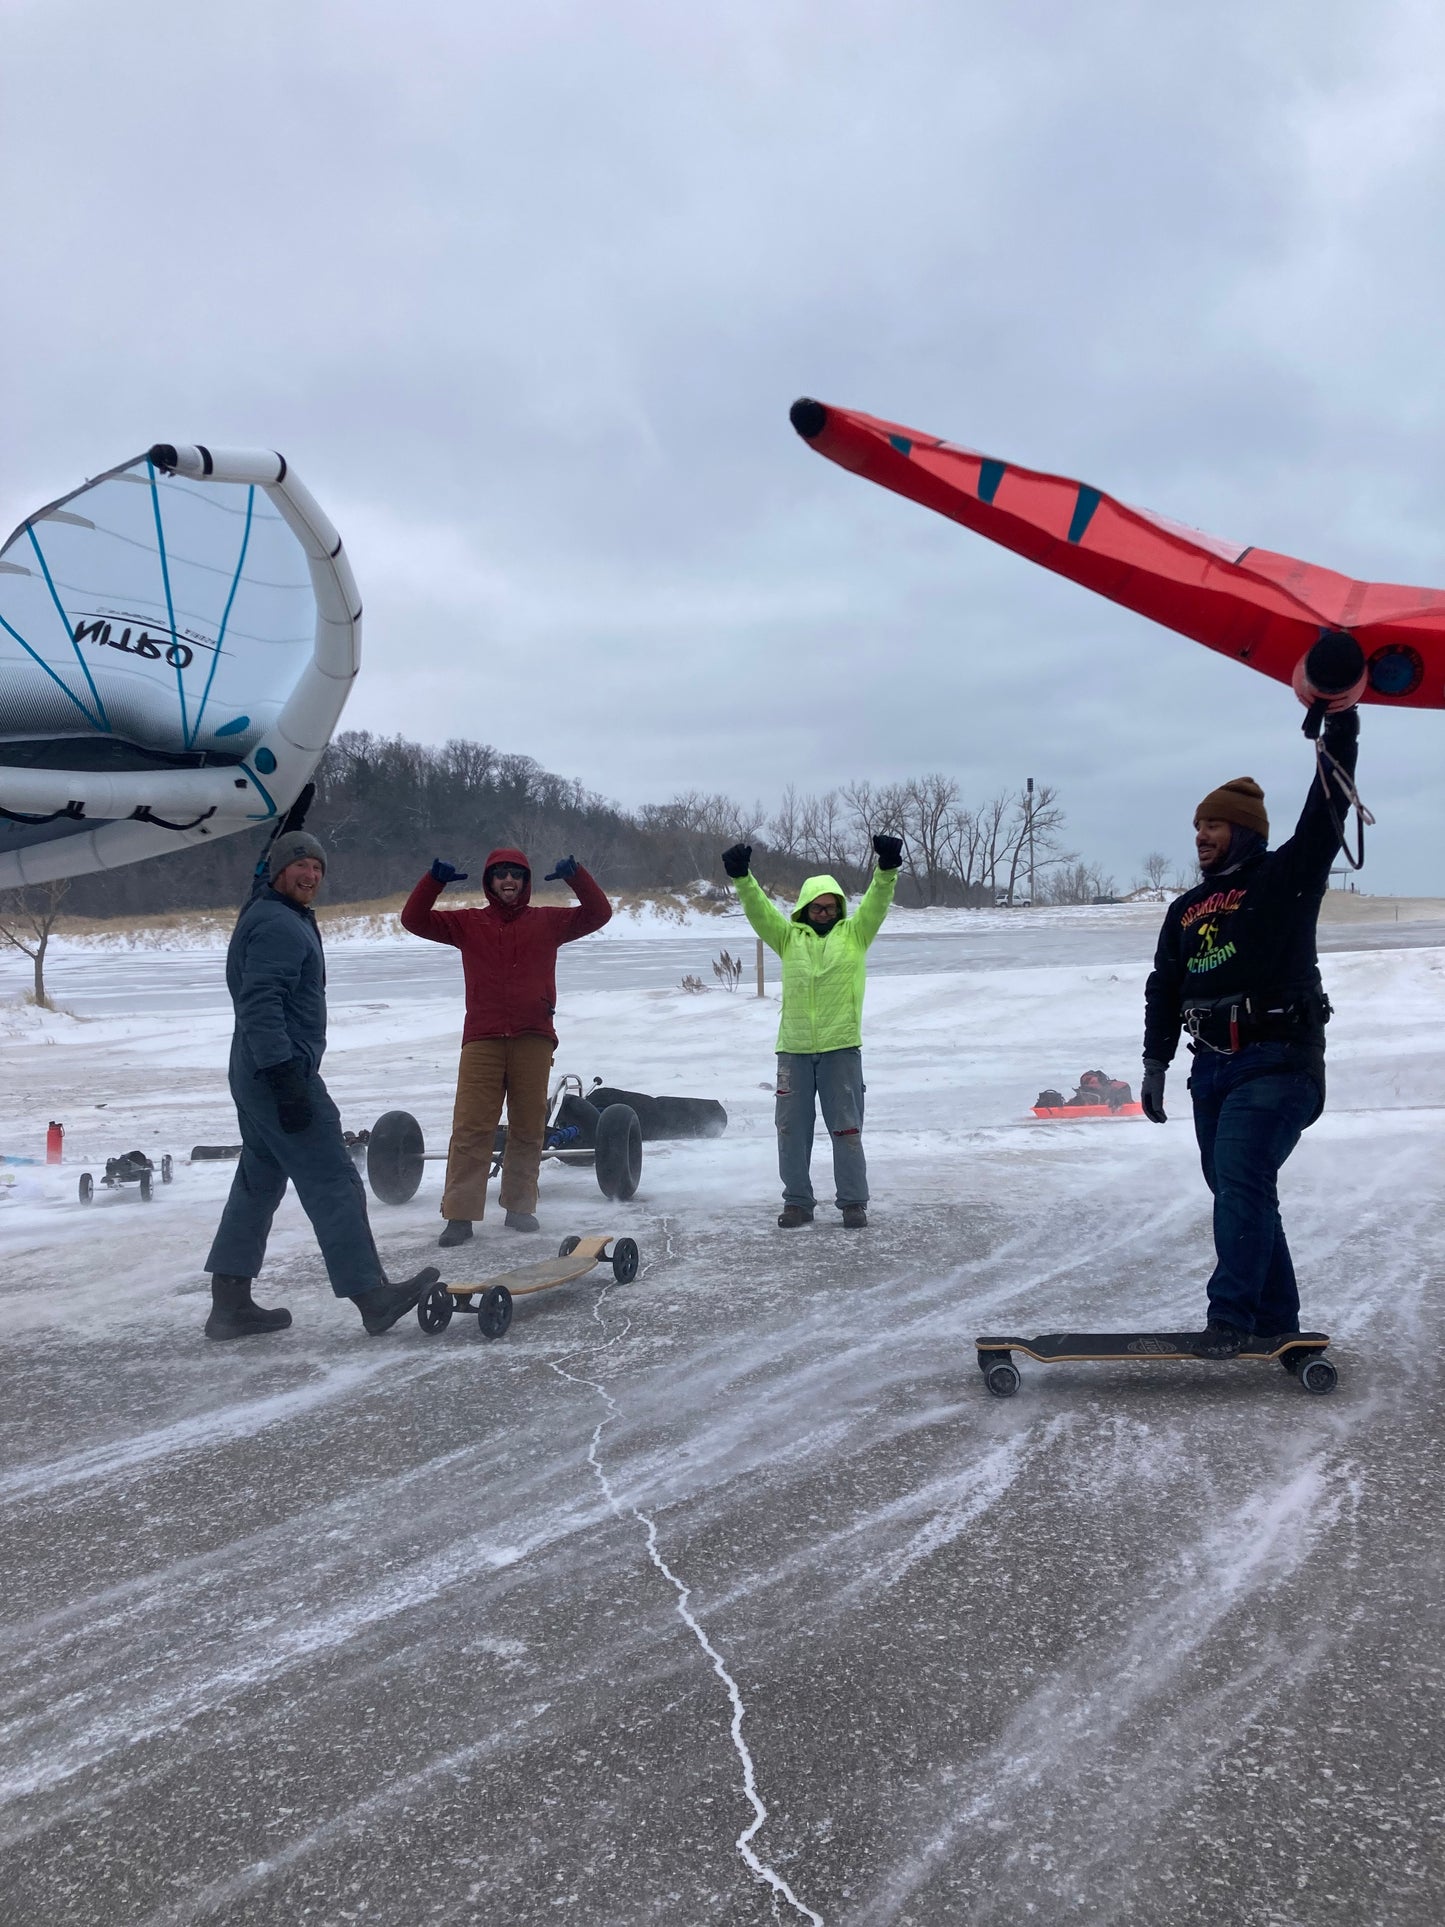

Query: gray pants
[775,1049,868,1209]
[204,1064,386,1297]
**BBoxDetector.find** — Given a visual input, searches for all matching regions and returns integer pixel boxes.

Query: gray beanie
[268,831,328,880]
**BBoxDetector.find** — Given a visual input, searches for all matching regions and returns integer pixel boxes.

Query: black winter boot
[354,1267,441,1336]
[504,1211,540,1233]
[438,1219,473,1248]
[841,1204,868,1229]
[1195,1320,1245,1359]
[777,1204,814,1229]
[204,1274,293,1341]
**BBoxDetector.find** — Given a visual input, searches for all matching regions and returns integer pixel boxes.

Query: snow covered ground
[3,907,1444,1923]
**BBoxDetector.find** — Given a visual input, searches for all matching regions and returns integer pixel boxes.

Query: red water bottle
[47,1121,63,1164]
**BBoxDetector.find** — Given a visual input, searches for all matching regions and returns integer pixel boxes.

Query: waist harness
[1181,989,1332,1056]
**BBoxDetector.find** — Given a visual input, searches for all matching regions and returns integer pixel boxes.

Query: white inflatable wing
[0,445,360,886]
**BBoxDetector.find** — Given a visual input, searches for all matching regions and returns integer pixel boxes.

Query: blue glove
[545,856,579,882]
[429,859,468,886]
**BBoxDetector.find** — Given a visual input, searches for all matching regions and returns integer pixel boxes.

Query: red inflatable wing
[789,398,1444,708]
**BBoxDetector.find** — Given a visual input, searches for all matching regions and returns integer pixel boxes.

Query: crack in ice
[548,1218,824,1925]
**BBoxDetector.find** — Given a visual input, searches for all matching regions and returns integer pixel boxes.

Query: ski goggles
[488,864,528,881]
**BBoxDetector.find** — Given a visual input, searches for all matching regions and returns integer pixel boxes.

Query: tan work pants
[440,1035,554,1222]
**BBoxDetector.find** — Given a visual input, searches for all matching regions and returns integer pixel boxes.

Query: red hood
[483,847,532,916]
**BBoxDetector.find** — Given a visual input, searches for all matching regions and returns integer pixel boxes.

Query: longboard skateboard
[975,1330,1336,1397]
[419,1233,639,1339]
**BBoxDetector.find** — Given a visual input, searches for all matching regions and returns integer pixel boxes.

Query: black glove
[544,856,579,882]
[429,859,468,886]
[721,844,752,879]
[278,782,316,836]
[872,833,904,870]
[261,1058,313,1134]
[1141,1060,1168,1125]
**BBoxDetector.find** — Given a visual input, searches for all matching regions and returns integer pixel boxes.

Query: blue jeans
[205,1058,386,1297]
[776,1049,868,1209]
[1188,1044,1321,1336]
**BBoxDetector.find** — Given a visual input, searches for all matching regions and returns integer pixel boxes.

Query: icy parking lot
[3,906,1445,1924]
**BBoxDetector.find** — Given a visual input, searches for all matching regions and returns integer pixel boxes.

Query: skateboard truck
[975,1330,1338,1397]
[418,1233,641,1340]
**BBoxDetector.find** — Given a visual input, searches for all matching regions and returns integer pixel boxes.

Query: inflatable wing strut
[789,399,1444,710]
[0,445,360,887]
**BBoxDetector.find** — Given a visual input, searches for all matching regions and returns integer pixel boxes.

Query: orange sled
[1031,1102,1144,1120]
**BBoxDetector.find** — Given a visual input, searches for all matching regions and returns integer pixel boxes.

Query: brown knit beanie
[1194,777,1268,840]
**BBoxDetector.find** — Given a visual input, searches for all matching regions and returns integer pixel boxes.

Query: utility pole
[1026,776,1035,905]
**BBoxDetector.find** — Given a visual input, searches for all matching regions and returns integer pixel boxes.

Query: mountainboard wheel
[594,1103,642,1202]
[161,1154,173,1184]
[78,1172,93,1203]
[1299,1356,1338,1395]
[984,1361,1021,1398]
[558,1235,581,1257]
[367,1109,426,1205]
[139,1169,153,1202]
[477,1284,513,1340]
[611,1237,639,1283]
[417,1282,454,1334]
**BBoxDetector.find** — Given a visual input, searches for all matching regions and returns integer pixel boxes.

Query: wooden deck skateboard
[418,1233,640,1339]
[975,1330,1337,1397]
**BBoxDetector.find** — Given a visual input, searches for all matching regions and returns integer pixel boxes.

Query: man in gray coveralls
[202,826,437,1340]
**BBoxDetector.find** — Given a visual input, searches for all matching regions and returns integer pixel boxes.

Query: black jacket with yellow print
[1143,711,1359,1077]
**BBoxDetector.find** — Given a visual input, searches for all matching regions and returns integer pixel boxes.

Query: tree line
[6,730,1128,926]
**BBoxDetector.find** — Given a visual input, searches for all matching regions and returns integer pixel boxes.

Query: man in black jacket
[1141,706,1360,1355]
[203,826,437,1340]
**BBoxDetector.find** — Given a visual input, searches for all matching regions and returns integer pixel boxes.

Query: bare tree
[0,878,70,1007]
[1041,861,1118,905]
[1136,851,1171,891]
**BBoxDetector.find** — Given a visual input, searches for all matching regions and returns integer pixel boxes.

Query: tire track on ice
[548,1218,825,1926]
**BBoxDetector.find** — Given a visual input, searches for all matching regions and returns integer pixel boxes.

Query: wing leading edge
[789,398,1444,708]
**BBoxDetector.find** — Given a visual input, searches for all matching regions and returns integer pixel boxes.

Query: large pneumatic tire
[78,1172,93,1203]
[1299,1357,1338,1395]
[594,1104,642,1202]
[417,1283,455,1334]
[367,1110,426,1205]
[139,1170,153,1202]
[611,1237,639,1284]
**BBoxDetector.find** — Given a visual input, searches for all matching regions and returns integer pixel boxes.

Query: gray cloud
[6,0,1445,890]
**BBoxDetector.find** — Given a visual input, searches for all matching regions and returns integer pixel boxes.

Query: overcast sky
[7,0,1445,891]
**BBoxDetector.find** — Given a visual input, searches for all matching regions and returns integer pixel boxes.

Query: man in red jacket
[401,848,612,1245]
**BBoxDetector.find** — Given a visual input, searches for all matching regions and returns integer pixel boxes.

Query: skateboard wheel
[611,1237,639,1284]
[78,1172,93,1203]
[417,1282,454,1334]
[1299,1357,1338,1395]
[161,1155,173,1184]
[139,1170,153,1202]
[558,1235,581,1257]
[477,1284,513,1340]
[984,1362,1021,1399]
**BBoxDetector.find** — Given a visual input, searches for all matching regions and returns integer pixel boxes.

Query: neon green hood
[791,875,848,924]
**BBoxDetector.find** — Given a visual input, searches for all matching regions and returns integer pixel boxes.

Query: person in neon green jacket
[722,836,903,1229]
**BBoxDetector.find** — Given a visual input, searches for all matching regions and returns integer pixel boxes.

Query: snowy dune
[2,914,1444,1923]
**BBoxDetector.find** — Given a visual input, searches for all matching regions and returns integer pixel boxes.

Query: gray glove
[1141,1060,1168,1125]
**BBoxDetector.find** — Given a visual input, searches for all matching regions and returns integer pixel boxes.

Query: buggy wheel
[1299,1357,1338,1395]
[161,1154,174,1184]
[78,1172,93,1203]
[367,1110,426,1205]
[417,1282,455,1334]
[558,1235,581,1257]
[477,1284,513,1340]
[139,1170,153,1202]
[594,1104,642,1202]
[611,1237,639,1284]
[984,1362,1021,1399]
